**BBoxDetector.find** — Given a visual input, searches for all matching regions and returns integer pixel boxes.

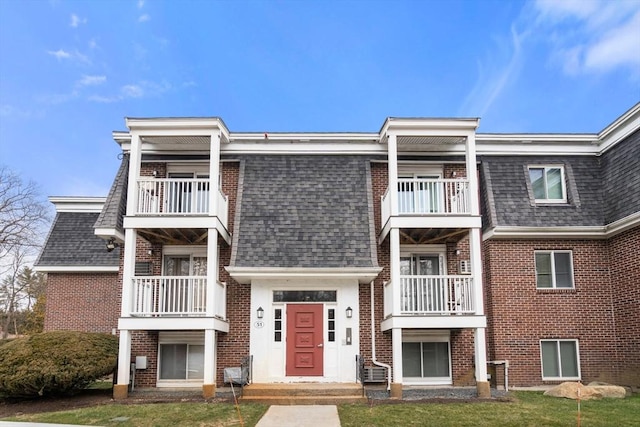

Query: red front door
[286,304,323,376]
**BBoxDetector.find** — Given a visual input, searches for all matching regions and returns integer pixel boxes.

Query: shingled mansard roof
[94,154,129,237]
[231,155,378,269]
[36,210,120,269]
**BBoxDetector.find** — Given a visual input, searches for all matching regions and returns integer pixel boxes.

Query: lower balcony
[118,276,229,332]
[381,275,485,330]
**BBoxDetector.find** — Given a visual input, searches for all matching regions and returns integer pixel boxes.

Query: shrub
[0,331,118,398]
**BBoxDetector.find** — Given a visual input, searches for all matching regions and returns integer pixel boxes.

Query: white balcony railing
[136,178,229,221]
[397,275,474,315]
[381,178,470,224]
[131,276,226,318]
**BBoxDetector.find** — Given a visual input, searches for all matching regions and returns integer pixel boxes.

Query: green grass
[5,402,269,427]
[338,392,640,427]
[4,392,639,427]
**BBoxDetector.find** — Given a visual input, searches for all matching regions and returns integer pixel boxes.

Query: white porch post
[465,132,479,216]
[206,228,219,317]
[390,228,401,316]
[120,229,137,317]
[203,329,217,398]
[469,228,484,316]
[388,133,399,216]
[209,131,221,218]
[475,327,490,397]
[391,327,403,398]
[114,329,131,399]
[125,132,142,216]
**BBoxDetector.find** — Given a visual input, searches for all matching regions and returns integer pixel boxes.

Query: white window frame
[528,165,567,203]
[402,331,452,385]
[540,339,581,381]
[534,250,574,289]
[157,331,205,387]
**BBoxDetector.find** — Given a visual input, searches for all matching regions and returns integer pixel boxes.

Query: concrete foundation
[477,381,491,398]
[390,383,403,399]
[113,384,129,400]
[202,383,216,399]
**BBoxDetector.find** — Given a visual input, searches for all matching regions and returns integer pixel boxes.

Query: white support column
[125,132,142,216]
[474,327,490,397]
[209,130,221,217]
[114,329,132,399]
[120,229,137,317]
[391,327,403,398]
[465,132,480,216]
[203,329,217,398]
[390,228,401,316]
[469,228,484,315]
[206,228,219,317]
[387,133,399,216]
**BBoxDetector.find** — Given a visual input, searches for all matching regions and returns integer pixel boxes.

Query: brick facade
[44,272,119,333]
[608,226,640,386]
[483,238,624,386]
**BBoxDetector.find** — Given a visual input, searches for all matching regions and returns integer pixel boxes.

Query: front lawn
[339,391,640,427]
[4,391,639,426]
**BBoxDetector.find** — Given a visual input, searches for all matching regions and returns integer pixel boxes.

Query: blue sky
[0,0,639,199]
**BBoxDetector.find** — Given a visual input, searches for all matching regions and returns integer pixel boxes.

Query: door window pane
[187,345,204,380]
[422,342,450,377]
[402,342,422,377]
[160,344,187,379]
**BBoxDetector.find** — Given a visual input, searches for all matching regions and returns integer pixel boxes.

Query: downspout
[371,280,392,391]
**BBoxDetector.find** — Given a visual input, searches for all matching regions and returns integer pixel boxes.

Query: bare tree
[0,166,50,338]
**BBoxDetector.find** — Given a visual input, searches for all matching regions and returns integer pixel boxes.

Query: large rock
[544,382,626,400]
[587,382,628,398]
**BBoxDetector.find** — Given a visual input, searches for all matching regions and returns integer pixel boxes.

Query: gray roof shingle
[94,155,128,233]
[480,155,604,228]
[232,155,377,268]
[36,212,120,267]
[601,129,640,224]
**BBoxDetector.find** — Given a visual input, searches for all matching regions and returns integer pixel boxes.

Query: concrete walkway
[255,405,341,427]
[0,423,95,427]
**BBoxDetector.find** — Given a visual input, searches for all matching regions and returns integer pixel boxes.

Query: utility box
[135,356,147,370]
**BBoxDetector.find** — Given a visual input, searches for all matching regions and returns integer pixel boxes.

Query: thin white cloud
[0,105,31,118]
[138,0,145,9]
[70,13,87,28]
[459,26,526,117]
[47,49,71,60]
[36,90,79,105]
[533,0,640,76]
[77,75,107,87]
[88,38,98,49]
[47,48,91,65]
[88,80,170,103]
[122,84,144,98]
[139,14,150,23]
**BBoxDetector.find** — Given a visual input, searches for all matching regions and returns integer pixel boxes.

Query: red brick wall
[608,226,640,386]
[365,162,392,366]
[44,272,119,333]
[483,239,619,386]
[216,161,251,385]
[131,331,159,387]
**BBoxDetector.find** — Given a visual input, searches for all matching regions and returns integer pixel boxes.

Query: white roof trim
[225,266,383,284]
[94,228,125,243]
[33,265,119,272]
[49,197,105,213]
[483,213,640,240]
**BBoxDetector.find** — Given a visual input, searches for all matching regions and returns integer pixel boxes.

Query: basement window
[540,339,580,380]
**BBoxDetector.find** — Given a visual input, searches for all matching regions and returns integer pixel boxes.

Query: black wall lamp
[257,306,264,319]
[106,238,120,252]
[346,306,353,318]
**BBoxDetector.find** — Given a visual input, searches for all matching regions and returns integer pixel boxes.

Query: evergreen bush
[0,331,118,397]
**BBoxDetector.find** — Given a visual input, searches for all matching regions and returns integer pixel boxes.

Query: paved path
[0,423,95,427]
[255,405,341,427]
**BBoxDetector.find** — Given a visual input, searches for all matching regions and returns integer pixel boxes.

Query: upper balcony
[135,177,229,228]
[380,178,480,241]
[118,275,229,332]
[381,275,486,330]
